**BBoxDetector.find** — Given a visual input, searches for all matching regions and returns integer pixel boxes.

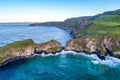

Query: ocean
[0,24,120,80]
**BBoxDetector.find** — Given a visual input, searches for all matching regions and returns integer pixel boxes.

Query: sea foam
[34,50,120,67]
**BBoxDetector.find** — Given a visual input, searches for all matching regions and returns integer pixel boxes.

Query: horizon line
[0,8,119,23]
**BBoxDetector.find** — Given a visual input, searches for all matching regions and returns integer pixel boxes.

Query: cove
[0,24,120,80]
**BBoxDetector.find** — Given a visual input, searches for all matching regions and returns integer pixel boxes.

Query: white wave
[34,50,120,67]
[91,55,120,67]
[40,53,55,57]
[62,51,120,67]
[34,51,62,57]
[91,61,99,64]
[68,52,120,67]
[76,52,120,67]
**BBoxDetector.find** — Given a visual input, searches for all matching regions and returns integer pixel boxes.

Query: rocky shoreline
[0,37,120,66]
[65,37,120,60]
[0,39,62,66]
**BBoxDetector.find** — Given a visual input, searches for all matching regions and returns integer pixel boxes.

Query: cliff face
[34,40,62,54]
[65,37,120,59]
[0,39,35,65]
[0,37,120,65]
[0,39,63,65]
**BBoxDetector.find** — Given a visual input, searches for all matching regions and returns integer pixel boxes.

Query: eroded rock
[35,40,62,54]
[65,37,120,59]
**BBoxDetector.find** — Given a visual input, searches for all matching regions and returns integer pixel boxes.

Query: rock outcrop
[65,37,120,59]
[0,37,120,65]
[65,38,100,53]
[34,40,62,54]
[0,39,35,65]
[0,39,63,65]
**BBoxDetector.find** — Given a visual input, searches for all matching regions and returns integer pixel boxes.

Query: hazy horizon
[0,0,120,22]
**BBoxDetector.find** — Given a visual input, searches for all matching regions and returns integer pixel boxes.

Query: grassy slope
[76,14,120,38]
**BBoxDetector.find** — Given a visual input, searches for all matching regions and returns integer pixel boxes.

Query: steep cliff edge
[0,39,62,65]
[0,37,120,65]
[0,39,35,65]
[65,37,120,59]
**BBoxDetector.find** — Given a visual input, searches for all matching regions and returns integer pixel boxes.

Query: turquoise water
[0,24,120,80]
[1,52,120,80]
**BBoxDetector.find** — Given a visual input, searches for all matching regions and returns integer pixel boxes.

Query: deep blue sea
[0,24,120,80]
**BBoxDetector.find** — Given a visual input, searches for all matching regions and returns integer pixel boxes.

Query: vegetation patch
[48,46,60,52]
[0,39,34,55]
[74,40,87,49]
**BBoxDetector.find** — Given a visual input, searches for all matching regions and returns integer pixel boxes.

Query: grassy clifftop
[0,39,34,53]
[0,39,35,64]
[77,14,120,38]
[73,9,120,38]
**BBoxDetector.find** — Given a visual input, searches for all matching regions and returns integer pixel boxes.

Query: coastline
[0,54,35,67]
[1,27,120,67]
[1,50,120,68]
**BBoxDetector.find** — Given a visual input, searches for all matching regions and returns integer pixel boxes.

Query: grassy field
[76,15,120,38]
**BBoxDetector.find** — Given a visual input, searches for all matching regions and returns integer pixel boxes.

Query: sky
[0,0,120,22]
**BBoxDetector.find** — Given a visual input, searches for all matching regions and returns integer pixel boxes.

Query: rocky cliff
[0,37,120,65]
[34,40,62,54]
[0,39,35,65]
[0,39,63,65]
[65,37,120,59]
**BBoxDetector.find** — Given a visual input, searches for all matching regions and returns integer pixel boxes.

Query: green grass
[48,46,60,52]
[43,39,55,45]
[0,39,34,54]
[76,15,120,38]
[94,15,120,23]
